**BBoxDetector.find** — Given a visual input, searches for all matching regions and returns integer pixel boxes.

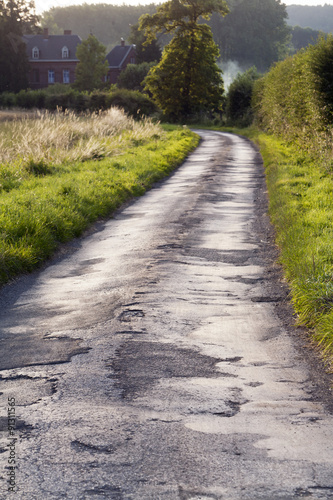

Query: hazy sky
[34,0,333,15]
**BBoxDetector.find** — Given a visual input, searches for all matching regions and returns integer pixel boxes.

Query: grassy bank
[234,126,333,366]
[0,109,199,285]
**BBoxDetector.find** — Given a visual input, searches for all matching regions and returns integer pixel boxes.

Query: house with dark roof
[24,30,136,89]
[106,39,136,84]
[23,28,81,89]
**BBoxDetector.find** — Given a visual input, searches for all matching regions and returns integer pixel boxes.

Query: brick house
[23,29,81,89]
[106,39,136,84]
[24,30,136,89]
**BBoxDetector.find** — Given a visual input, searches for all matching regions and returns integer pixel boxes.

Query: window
[48,70,55,84]
[63,69,70,84]
[130,57,135,64]
[62,46,69,59]
[32,46,39,59]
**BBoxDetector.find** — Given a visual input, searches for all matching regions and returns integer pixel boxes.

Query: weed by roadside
[0,107,161,179]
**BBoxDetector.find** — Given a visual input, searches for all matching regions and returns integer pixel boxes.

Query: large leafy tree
[0,0,39,93]
[74,34,108,91]
[139,0,229,120]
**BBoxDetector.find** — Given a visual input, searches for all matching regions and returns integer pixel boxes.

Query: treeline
[41,4,157,51]
[253,34,333,154]
[40,2,328,73]
[287,4,333,33]
[41,1,290,72]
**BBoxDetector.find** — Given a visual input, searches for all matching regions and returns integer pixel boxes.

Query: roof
[23,34,82,61]
[106,44,135,68]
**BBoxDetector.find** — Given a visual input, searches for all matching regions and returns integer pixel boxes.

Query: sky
[34,0,333,15]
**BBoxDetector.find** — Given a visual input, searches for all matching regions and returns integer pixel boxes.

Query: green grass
[0,111,199,285]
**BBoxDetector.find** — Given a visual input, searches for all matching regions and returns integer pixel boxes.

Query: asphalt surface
[0,130,332,499]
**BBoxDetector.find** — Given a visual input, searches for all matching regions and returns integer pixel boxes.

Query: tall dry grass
[0,107,162,168]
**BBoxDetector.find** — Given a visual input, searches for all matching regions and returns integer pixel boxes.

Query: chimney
[43,28,49,39]
[64,30,72,35]
[121,38,125,47]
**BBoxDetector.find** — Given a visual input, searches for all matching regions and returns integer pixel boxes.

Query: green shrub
[253,34,333,155]
[73,92,90,112]
[90,91,108,111]
[0,87,157,117]
[106,89,158,118]
[226,67,261,126]
[117,62,156,92]
[0,92,16,108]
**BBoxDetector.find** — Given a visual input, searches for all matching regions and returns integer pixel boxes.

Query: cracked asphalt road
[0,130,333,499]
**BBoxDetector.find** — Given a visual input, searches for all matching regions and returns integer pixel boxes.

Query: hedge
[252,35,333,155]
[0,88,158,118]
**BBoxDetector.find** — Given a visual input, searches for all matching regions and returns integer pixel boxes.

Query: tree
[139,0,229,120]
[0,0,39,93]
[128,23,161,64]
[74,34,108,92]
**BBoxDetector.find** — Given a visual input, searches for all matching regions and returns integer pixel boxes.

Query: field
[0,108,199,285]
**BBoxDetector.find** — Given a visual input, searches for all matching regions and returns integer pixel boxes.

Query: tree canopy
[140,0,228,120]
[0,0,39,92]
[74,34,108,92]
[139,0,229,42]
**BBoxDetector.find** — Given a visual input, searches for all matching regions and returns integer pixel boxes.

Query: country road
[0,130,332,499]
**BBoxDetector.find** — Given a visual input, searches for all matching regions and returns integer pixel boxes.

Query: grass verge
[0,115,199,286]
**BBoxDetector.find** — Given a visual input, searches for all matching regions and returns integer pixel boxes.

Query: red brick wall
[28,45,136,88]
[28,61,78,89]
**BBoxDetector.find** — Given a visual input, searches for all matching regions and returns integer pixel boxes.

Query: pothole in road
[118,310,145,322]
[0,375,58,405]
[108,341,225,400]
[220,357,243,363]
[179,488,218,500]
[71,440,116,454]
[114,330,148,336]
[83,485,122,498]
[157,243,183,250]
[213,400,242,417]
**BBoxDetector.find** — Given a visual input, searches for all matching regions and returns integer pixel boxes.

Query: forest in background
[287,4,333,32]
[39,2,333,73]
